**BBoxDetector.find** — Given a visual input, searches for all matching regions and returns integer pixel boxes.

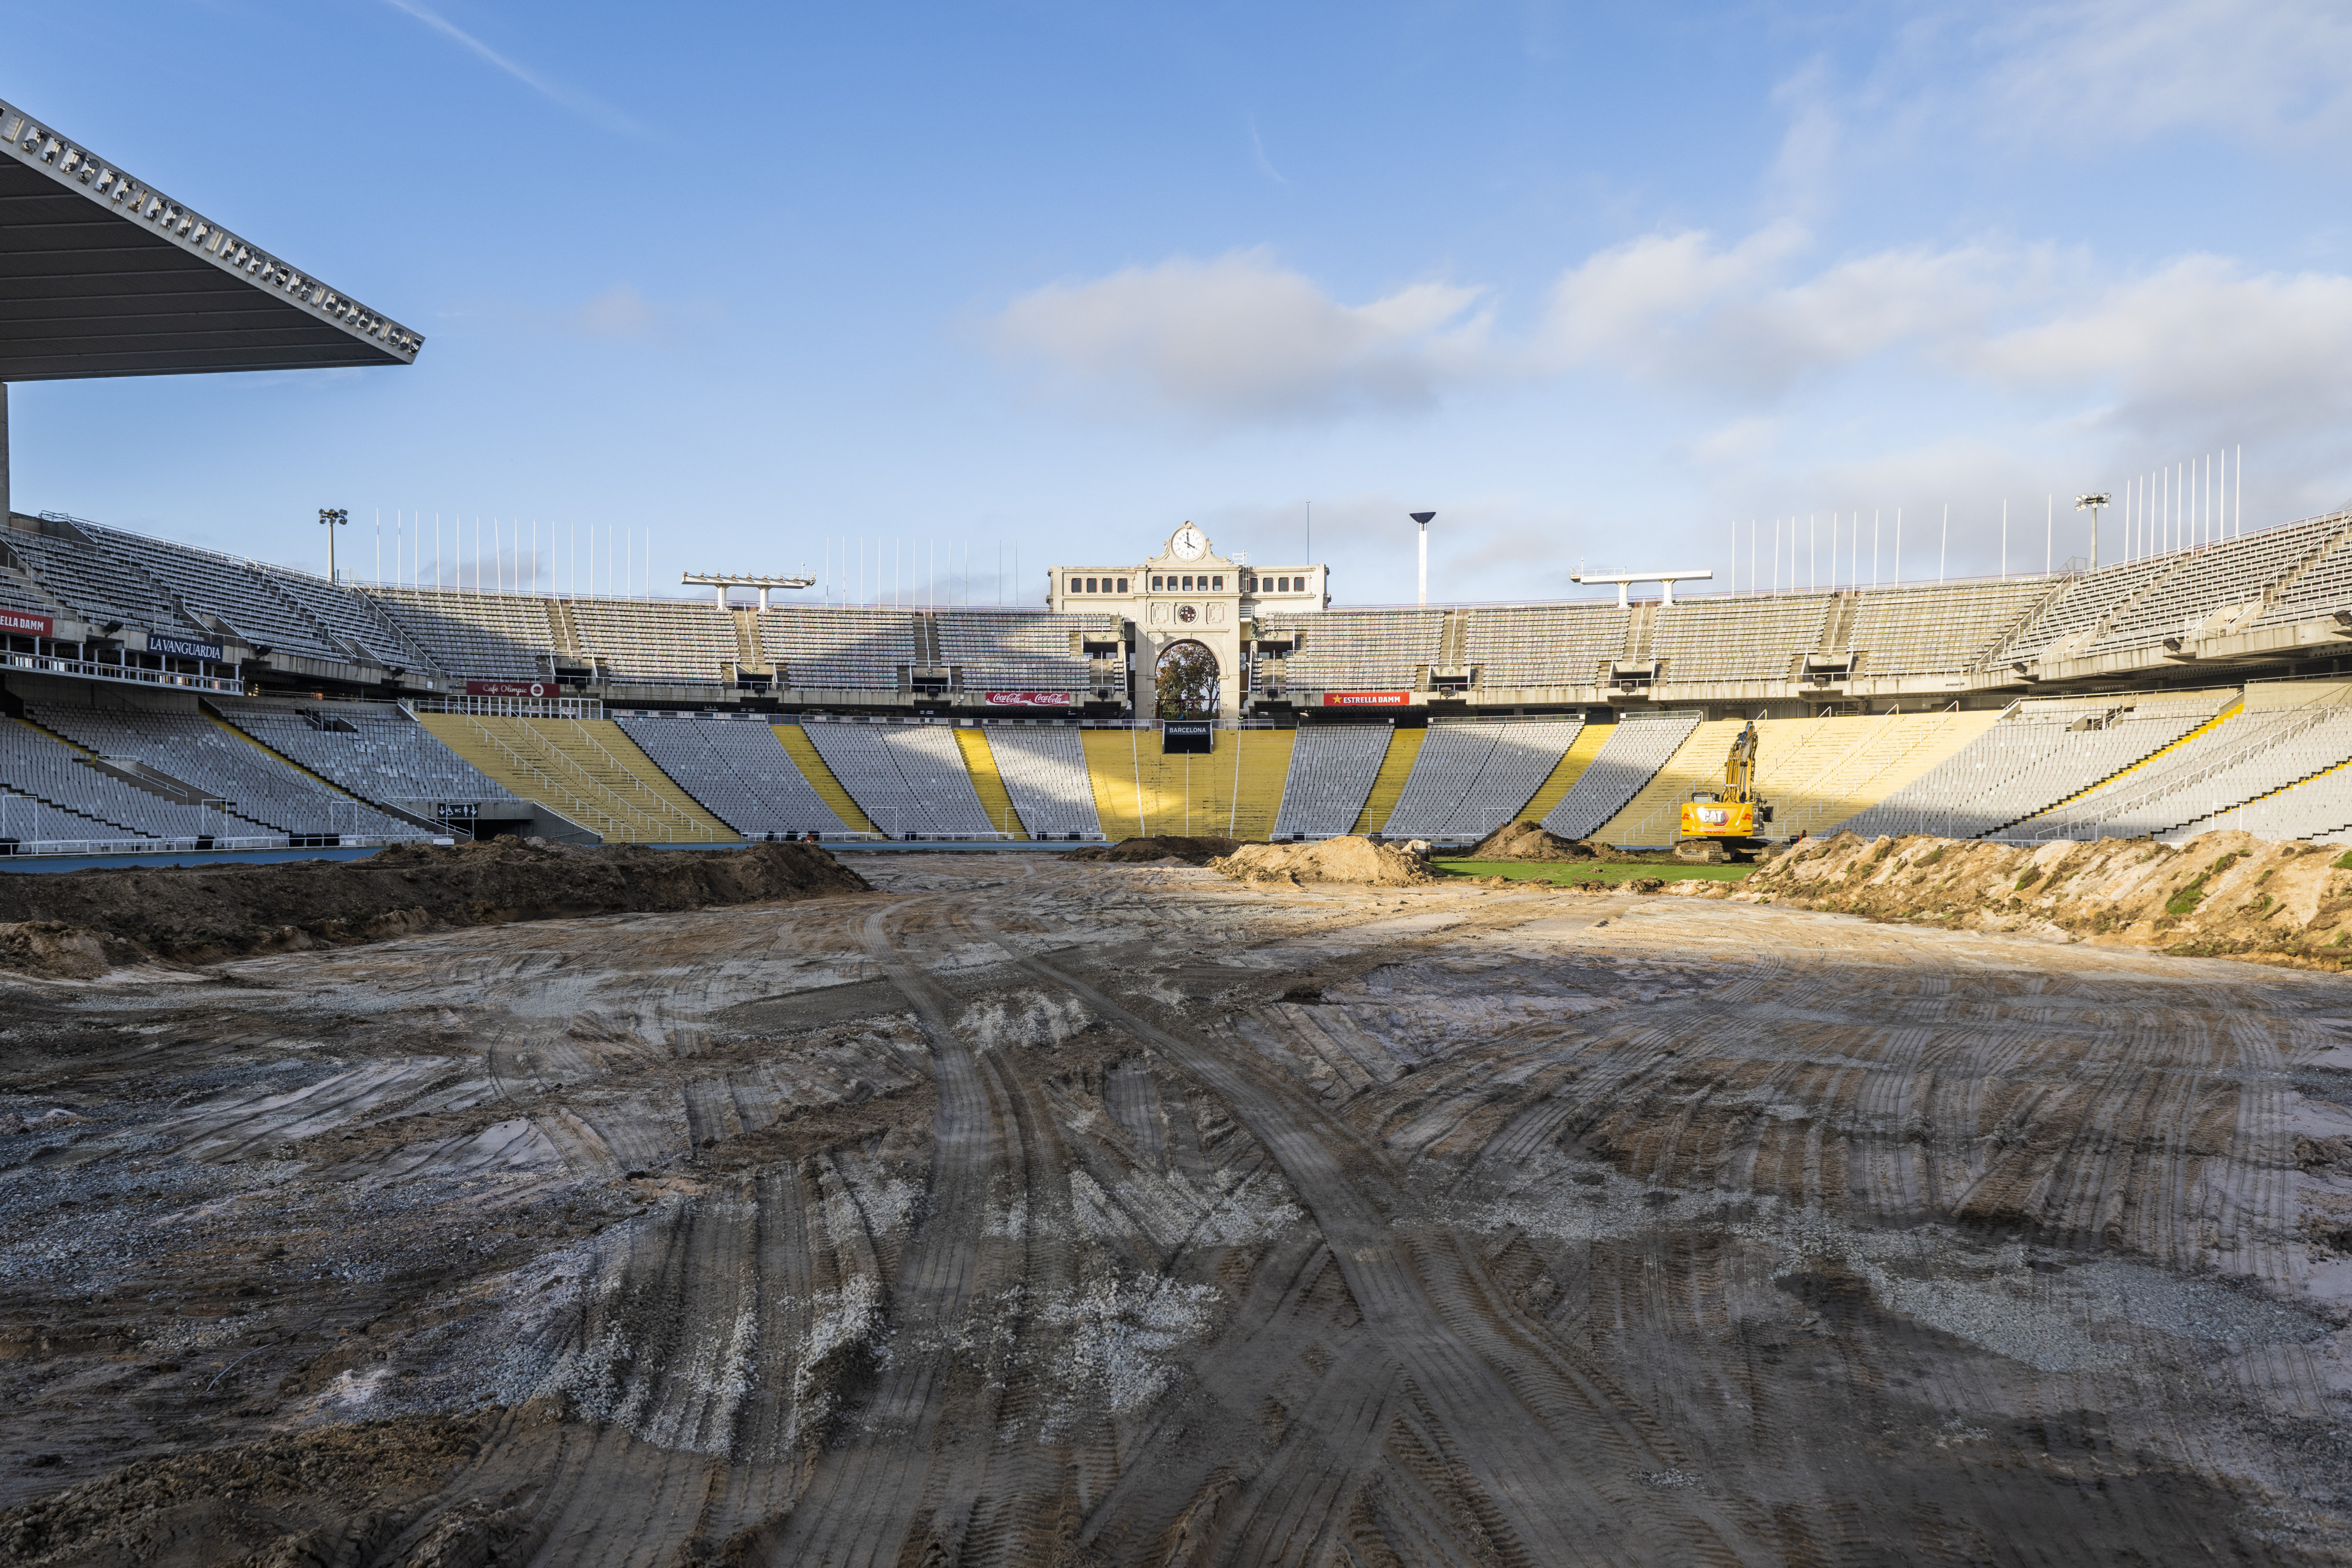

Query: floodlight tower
[1411,511,1435,605]
[2074,493,2110,571]
[318,508,348,582]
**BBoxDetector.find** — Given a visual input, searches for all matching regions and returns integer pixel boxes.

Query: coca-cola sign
[466,679,550,697]
[983,690,1077,708]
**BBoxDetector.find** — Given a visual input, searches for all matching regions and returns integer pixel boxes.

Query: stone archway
[1153,639,1221,720]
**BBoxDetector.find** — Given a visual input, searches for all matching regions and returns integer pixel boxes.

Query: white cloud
[987,251,1491,422]
[1976,0,2352,148]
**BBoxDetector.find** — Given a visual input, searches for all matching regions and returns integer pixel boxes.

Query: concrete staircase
[772,725,876,833]
[956,728,1026,838]
[419,716,735,842]
[1351,728,1425,835]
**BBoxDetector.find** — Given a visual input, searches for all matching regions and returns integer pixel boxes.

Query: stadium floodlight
[1410,512,1436,605]
[318,509,348,583]
[2074,493,2110,570]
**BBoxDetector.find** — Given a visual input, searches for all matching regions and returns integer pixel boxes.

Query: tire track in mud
[968,909,1779,1568]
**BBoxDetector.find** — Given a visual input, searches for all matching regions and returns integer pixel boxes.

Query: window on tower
[1151,576,1163,590]
[1117,577,1128,592]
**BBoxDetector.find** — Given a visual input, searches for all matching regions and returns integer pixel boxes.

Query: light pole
[319,508,349,582]
[1410,511,1435,606]
[2074,493,2109,571]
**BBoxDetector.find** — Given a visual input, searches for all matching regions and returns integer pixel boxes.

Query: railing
[406,695,604,719]
[0,834,396,858]
[0,648,242,694]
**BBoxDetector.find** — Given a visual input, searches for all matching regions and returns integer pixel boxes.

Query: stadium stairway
[1593,718,1748,846]
[1081,730,1295,841]
[1516,723,1612,825]
[1778,707,2000,838]
[955,728,1027,838]
[203,710,374,810]
[418,715,735,842]
[771,726,877,833]
[1351,728,1424,835]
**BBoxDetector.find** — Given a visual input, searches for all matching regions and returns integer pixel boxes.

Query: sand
[1210,834,1443,887]
[4,852,2349,1566]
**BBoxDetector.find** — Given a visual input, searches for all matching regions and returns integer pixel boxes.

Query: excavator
[1675,719,1774,862]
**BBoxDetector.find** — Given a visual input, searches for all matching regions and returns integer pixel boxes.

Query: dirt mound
[1210,835,1443,888]
[1064,835,1244,865]
[1466,821,1599,861]
[0,837,870,972]
[1671,828,2352,967]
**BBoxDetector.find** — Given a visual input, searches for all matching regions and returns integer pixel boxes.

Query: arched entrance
[1153,640,1221,720]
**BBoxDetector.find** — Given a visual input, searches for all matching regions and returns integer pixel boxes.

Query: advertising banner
[1321,690,1411,707]
[466,679,552,698]
[983,690,1076,707]
[149,632,225,661]
[0,609,52,637]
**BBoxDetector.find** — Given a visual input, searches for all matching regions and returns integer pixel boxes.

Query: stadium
[9,86,2352,1568]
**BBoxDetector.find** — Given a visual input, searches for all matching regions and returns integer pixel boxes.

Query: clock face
[1171,526,1207,561]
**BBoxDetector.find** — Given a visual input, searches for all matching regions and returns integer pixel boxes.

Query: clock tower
[1046,523,1329,724]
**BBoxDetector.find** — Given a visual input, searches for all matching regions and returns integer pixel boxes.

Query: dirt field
[4,852,2351,1565]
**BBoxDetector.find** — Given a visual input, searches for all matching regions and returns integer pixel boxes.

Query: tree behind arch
[1155,642,1220,718]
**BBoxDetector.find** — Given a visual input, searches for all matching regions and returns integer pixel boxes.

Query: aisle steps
[1352,729,1425,835]
[954,727,1027,838]
[772,726,878,833]
[1517,723,1612,825]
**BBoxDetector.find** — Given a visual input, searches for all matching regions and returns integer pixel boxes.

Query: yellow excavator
[1675,720,1773,862]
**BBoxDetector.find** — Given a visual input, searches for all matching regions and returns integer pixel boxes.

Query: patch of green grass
[2333,850,2352,871]
[1433,859,1756,885]
[2165,872,2210,918]
[1918,847,1945,865]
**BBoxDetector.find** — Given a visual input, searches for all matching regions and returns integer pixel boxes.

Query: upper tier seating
[1541,713,1702,838]
[1460,605,1628,688]
[1,527,202,634]
[0,563,65,620]
[2256,520,2352,628]
[1836,693,2229,840]
[617,717,851,836]
[29,704,424,840]
[256,567,439,671]
[985,727,1102,838]
[1264,609,1440,690]
[1271,726,1392,839]
[1382,719,1582,841]
[365,589,554,680]
[1998,555,2179,664]
[937,612,1096,687]
[572,599,738,685]
[2094,515,2349,653]
[803,723,997,837]
[1839,579,2052,676]
[220,706,509,808]
[84,527,345,661]
[761,608,915,689]
[1650,596,1832,684]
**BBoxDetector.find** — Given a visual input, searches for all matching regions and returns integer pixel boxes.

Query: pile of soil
[1465,821,1599,861]
[1210,835,1443,888]
[1064,835,1244,865]
[0,837,870,975]
[1672,828,2352,967]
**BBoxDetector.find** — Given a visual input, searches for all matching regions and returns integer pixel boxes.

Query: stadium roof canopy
[0,96,423,381]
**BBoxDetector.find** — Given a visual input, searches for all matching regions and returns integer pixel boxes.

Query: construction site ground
[4,851,2351,1566]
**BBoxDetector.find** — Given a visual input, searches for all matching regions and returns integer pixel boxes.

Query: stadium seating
[85,527,346,661]
[937,612,1095,688]
[760,607,914,688]
[257,566,436,670]
[2,526,202,635]
[1836,693,2231,840]
[1766,708,1998,838]
[1541,713,1702,840]
[28,703,422,839]
[416,715,734,842]
[1839,580,2052,676]
[219,705,507,811]
[1651,596,1832,684]
[1079,728,1292,841]
[985,727,1102,838]
[366,589,554,680]
[2201,761,2352,843]
[1461,606,1627,688]
[0,716,203,843]
[2027,688,2352,841]
[1271,726,1392,838]
[803,723,997,837]
[572,599,739,685]
[1382,719,1582,841]
[1263,609,1440,690]
[2256,523,2352,630]
[618,716,853,837]
[2093,514,2348,654]
[1997,555,2179,665]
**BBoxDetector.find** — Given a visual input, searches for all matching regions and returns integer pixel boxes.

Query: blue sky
[14,2,2352,605]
